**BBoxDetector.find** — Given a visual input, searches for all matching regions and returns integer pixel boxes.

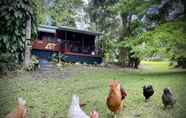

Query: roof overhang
[57,26,102,36]
[38,25,103,36]
[38,25,57,34]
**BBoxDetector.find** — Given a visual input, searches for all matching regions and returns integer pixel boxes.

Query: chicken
[162,88,176,109]
[5,97,26,118]
[143,85,154,101]
[106,80,127,118]
[68,95,90,118]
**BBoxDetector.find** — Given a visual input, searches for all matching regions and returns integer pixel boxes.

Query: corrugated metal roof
[58,26,102,36]
[38,25,102,36]
[38,25,57,33]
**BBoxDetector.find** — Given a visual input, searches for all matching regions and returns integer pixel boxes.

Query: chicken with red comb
[106,80,127,118]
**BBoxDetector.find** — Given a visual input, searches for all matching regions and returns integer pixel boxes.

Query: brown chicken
[5,97,26,118]
[106,80,127,118]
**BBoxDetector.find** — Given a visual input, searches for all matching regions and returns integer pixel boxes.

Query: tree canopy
[33,0,83,26]
[134,21,186,65]
[0,0,37,63]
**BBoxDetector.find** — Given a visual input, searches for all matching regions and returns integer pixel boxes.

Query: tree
[111,0,153,67]
[133,21,186,68]
[32,0,46,24]
[50,0,84,26]
[87,0,155,67]
[0,0,37,71]
[33,0,83,26]
[87,0,186,69]
[87,0,121,62]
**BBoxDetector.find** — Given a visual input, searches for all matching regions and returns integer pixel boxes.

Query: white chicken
[68,95,90,118]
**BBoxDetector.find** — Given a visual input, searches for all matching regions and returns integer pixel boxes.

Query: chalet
[32,25,103,64]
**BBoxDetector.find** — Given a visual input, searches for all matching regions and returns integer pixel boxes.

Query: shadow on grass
[139,71,186,77]
[122,68,186,77]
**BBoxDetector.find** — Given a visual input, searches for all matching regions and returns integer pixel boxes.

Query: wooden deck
[62,52,102,64]
[63,52,101,58]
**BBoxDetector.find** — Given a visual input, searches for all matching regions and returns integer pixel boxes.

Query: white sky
[82,0,89,5]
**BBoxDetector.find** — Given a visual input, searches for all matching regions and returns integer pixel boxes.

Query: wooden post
[24,16,32,66]
[56,33,61,63]
[65,31,67,51]
[95,36,98,55]
[82,36,84,49]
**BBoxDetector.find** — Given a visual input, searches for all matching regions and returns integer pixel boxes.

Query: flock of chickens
[5,80,176,118]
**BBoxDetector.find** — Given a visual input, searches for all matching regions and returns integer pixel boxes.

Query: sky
[75,0,90,30]
[82,0,89,5]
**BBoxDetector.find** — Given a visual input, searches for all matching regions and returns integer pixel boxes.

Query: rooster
[162,88,176,109]
[5,97,26,118]
[106,80,127,118]
[68,95,99,118]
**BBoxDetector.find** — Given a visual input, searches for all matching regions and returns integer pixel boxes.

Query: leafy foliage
[87,0,121,61]
[24,56,39,71]
[87,0,186,68]
[113,0,152,67]
[32,0,46,24]
[131,21,186,67]
[33,0,83,26]
[51,0,83,26]
[0,53,16,74]
[0,0,37,71]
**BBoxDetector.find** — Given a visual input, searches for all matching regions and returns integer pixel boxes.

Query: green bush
[0,53,17,75]
[0,0,37,63]
[24,56,39,71]
[51,53,59,63]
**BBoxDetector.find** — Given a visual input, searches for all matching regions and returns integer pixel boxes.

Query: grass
[141,61,170,71]
[0,61,186,118]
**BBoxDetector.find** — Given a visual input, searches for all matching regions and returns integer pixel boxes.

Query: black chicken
[162,88,176,109]
[143,85,154,101]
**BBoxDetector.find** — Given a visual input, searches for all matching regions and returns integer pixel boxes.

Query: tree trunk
[24,46,32,66]
[24,16,32,67]
[118,47,128,67]
[118,12,130,67]
[183,0,186,13]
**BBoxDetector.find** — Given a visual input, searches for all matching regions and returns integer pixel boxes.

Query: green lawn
[0,61,186,118]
